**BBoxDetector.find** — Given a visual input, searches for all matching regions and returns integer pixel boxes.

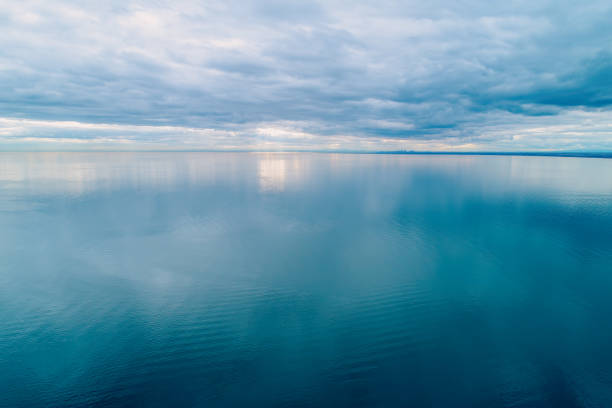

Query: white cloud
[0,0,611,150]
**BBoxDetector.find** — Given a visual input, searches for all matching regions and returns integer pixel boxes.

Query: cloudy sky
[1,0,612,151]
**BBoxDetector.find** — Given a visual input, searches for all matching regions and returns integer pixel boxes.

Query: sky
[1,0,612,151]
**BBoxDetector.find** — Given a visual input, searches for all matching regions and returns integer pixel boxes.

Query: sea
[1,152,611,407]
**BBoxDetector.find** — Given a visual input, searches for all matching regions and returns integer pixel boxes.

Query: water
[1,152,612,407]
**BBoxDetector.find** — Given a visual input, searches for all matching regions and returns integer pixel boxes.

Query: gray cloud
[0,0,611,150]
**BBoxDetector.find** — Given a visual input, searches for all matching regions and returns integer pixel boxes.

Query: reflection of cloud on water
[0,152,237,196]
[0,152,320,202]
[1,152,611,201]
[258,156,287,192]
[256,153,312,193]
[507,156,612,196]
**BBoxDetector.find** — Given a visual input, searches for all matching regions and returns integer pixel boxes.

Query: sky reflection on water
[1,153,612,407]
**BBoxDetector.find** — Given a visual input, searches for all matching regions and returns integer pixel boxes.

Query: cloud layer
[1,0,611,150]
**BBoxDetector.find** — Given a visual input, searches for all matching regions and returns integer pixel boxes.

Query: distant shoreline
[371,151,612,158]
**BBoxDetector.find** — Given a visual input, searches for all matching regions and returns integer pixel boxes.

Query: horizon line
[1,150,611,158]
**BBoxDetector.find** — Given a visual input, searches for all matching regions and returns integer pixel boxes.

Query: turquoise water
[1,152,612,407]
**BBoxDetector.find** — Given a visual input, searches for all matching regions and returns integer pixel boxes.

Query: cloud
[0,0,611,150]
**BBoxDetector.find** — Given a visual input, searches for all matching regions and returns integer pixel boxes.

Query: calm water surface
[1,153,612,407]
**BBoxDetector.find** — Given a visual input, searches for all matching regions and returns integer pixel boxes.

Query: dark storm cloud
[0,0,611,150]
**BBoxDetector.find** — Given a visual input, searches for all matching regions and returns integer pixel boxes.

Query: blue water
[1,152,612,407]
